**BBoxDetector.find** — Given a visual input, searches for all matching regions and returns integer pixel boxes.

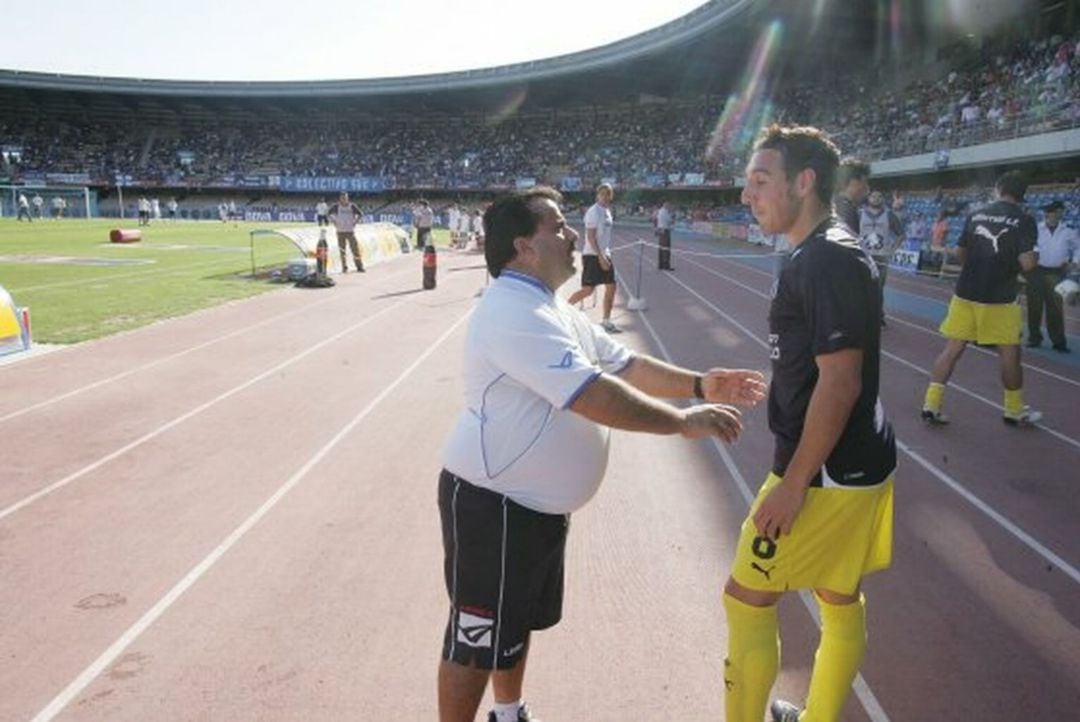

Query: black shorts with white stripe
[580,254,616,286]
[438,470,568,670]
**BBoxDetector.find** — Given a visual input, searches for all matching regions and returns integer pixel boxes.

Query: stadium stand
[0,0,1076,231]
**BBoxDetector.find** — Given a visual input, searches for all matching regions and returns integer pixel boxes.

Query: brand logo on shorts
[456,610,494,648]
[751,562,776,581]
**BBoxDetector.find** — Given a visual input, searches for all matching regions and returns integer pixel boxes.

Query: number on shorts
[751,535,777,560]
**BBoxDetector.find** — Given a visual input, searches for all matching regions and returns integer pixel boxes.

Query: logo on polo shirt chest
[548,350,575,369]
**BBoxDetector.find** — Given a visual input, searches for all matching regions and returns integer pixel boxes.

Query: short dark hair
[483,186,563,277]
[754,124,841,207]
[995,171,1029,202]
[836,156,871,192]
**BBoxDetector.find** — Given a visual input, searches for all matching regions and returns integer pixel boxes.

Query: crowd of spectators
[1,30,1078,189]
[780,31,1080,160]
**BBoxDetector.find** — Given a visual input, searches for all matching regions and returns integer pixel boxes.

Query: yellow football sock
[802,593,867,722]
[923,382,945,412]
[723,593,780,722]
[1004,388,1024,416]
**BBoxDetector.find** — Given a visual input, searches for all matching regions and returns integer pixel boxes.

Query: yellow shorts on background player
[938,296,1022,346]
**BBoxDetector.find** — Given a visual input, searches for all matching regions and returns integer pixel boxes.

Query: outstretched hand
[679,404,743,443]
[702,368,768,407]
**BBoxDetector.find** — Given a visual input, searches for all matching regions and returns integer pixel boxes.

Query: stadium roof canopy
[0,2,756,97]
[0,0,894,122]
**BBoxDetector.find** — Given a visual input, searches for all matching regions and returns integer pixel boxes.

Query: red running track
[0,234,1077,721]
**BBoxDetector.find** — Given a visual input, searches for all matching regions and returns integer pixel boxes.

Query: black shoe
[357,266,366,273]
[1052,344,1070,353]
[921,408,950,425]
[1026,338,1042,348]
[770,699,802,722]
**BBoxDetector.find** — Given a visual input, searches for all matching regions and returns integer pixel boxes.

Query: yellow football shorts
[731,473,894,596]
[939,296,1022,346]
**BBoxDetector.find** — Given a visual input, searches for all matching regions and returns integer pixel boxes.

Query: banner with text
[279,176,388,193]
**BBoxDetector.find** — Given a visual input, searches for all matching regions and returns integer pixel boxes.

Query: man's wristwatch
[693,374,705,400]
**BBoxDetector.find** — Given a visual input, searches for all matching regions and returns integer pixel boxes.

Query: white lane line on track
[30,305,475,722]
[9,255,238,294]
[646,261,1080,587]
[0,265,478,523]
[870,311,1080,390]
[624,276,891,722]
[0,263,425,424]
[685,243,1080,390]
[675,252,1080,452]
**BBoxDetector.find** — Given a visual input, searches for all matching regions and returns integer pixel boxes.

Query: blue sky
[1,0,709,81]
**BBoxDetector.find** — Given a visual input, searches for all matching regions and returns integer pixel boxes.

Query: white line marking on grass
[9,256,235,294]
[620,268,891,722]
[649,262,1080,586]
[30,306,474,722]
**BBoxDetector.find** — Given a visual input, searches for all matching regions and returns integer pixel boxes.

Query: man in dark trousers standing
[328,192,365,273]
[656,201,675,270]
[1025,200,1077,352]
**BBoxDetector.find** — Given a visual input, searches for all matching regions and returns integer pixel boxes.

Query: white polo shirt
[415,205,434,229]
[442,270,634,514]
[1036,221,1079,268]
[583,202,613,256]
[657,206,673,230]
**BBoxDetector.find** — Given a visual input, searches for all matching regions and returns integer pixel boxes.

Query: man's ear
[796,167,817,200]
[512,235,533,259]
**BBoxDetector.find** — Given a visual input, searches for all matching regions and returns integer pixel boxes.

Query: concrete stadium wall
[873,128,1080,178]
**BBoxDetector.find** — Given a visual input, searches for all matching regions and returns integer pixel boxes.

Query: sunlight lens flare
[705,19,782,166]
[485,86,528,126]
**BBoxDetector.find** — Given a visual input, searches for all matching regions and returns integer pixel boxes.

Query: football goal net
[0,185,97,219]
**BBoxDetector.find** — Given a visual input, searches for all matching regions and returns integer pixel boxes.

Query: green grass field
[0,219,445,344]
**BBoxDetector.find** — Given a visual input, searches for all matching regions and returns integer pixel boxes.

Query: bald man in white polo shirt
[437,186,768,722]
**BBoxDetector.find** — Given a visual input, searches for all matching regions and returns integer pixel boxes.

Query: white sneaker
[770,700,802,722]
[1003,406,1042,427]
[600,319,621,334]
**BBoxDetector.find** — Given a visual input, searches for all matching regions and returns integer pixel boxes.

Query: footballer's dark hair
[836,156,871,191]
[754,124,842,207]
[995,170,1029,202]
